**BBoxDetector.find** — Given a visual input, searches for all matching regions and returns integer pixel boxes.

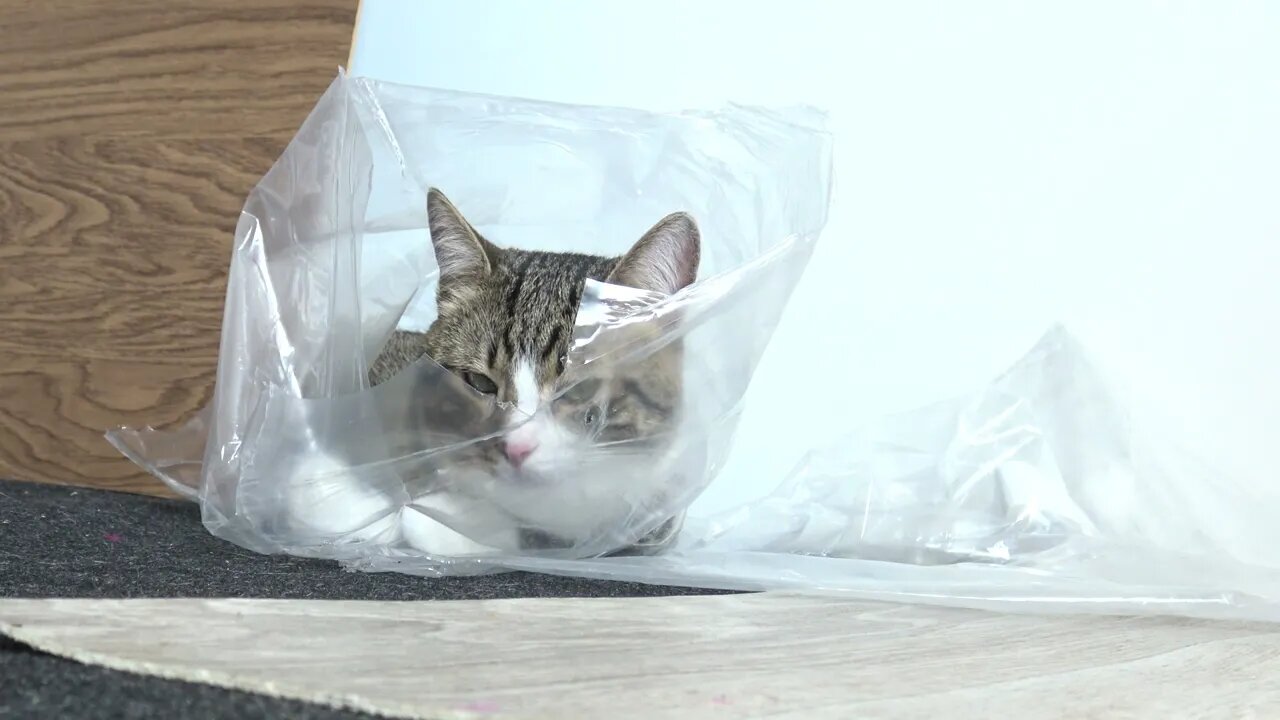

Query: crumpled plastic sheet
[480,325,1280,622]
[109,72,1280,622]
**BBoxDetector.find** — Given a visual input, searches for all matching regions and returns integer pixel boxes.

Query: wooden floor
[4,594,1279,719]
[0,1,357,496]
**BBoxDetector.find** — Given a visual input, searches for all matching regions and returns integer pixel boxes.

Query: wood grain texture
[3,594,1279,719]
[0,1,357,495]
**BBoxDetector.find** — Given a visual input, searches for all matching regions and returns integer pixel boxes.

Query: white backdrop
[350,0,1280,514]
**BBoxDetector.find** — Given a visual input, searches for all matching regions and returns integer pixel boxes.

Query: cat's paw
[280,451,402,544]
[400,496,504,558]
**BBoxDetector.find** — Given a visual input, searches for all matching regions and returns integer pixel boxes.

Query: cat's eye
[462,371,498,395]
[583,404,604,429]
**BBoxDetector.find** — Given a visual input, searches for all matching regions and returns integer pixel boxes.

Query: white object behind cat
[349,0,1280,518]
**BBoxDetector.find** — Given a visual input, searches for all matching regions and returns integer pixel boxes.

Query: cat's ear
[608,212,701,295]
[427,188,498,282]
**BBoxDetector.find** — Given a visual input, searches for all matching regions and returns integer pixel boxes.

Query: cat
[364,188,700,558]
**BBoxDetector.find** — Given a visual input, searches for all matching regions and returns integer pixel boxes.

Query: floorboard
[4,594,1278,719]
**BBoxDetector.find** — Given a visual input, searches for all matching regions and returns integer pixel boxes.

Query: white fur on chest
[280,449,515,557]
[277,356,681,557]
[279,441,677,557]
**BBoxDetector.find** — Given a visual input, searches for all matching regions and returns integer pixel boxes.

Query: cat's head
[420,189,700,502]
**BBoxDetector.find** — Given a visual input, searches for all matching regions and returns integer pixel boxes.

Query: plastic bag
[111,72,1280,622]
[110,71,832,567]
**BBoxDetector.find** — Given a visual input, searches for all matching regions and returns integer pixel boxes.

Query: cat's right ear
[427,188,497,282]
[608,212,701,295]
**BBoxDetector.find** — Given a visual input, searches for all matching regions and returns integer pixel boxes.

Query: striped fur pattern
[369,188,700,554]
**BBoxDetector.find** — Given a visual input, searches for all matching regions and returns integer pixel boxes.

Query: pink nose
[502,439,538,467]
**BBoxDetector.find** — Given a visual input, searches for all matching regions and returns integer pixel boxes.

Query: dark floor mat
[0,478,720,718]
[0,478,717,600]
[0,635,377,720]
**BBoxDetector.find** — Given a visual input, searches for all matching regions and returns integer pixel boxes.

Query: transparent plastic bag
[110,71,832,568]
[110,73,1280,621]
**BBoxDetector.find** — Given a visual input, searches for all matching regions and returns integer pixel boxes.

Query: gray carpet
[0,478,720,718]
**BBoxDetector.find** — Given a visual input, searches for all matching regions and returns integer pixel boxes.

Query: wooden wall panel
[0,1,357,495]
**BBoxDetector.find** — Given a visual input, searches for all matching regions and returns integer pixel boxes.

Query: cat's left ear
[608,212,701,295]
[427,187,499,283]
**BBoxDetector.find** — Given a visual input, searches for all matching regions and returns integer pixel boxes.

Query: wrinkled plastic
[110,73,1280,622]
[111,71,831,567]
[479,326,1280,621]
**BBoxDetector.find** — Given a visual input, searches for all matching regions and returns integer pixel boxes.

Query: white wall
[351,0,1280,511]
